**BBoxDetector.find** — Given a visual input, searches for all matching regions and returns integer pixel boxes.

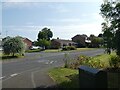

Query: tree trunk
[12,53,14,57]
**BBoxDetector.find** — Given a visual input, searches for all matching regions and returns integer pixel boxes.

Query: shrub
[68,55,90,69]
[68,55,105,69]
[62,46,76,51]
[109,55,120,69]
[3,36,25,56]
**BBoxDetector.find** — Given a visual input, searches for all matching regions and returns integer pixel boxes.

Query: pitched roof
[52,39,76,44]
[23,38,32,42]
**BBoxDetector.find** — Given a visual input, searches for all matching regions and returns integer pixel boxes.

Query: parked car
[30,46,41,50]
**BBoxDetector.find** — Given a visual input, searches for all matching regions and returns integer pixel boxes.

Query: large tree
[37,27,53,41]
[100,0,120,56]
[37,39,51,49]
[3,36,25,56]
[90,37,104,48]
[37,27,53,49]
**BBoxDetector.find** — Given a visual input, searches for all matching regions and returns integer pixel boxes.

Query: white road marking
[0,76,5,80]
[31,72,36,88]
[10,73,18,77]
[50,61,54,64]
[3,67,42,82]
[3,73,19,82]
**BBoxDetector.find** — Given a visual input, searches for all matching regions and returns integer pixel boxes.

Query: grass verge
[49,67,79,88]
[43,49,61,53]
[76,48,97,51]
[0,53,24,60]
[25,49,41,53]
[44,48,98,53]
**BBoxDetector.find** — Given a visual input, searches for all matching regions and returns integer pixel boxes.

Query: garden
[49,52,120,88]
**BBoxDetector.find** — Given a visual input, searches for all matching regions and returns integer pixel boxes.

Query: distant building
[72,34,91,47]
[22,38,32,50]
[51,38,77,49]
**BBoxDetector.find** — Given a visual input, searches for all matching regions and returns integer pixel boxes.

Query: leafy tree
[90,37,104,48]
[37,27,53,49]
[2,36,11,43]
[89,34,96,40]
[3,36,25,56]
[102,22,114,48]
[32,41,39,46]
[37,27,53,41]
[98,33,103,37]
[38,39,51,49]
[100,0,120,56]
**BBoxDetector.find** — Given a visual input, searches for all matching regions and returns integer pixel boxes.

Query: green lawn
[44,48,97,53]
[49,67,79,88]
[25,49,41,53]
[43,49,61,53]
[76,48,97,51]
[0,53,24,60]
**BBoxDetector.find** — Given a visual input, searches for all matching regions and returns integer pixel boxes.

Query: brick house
[23,38,32,50]
[51,39,77,49]
[72,34,91,47]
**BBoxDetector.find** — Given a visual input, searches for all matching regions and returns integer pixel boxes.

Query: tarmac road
[1,49,104,88]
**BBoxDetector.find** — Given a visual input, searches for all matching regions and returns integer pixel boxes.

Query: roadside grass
[49,67,79,88]
[25,49,41,53]
[92,52,116,68]
[49,52,119,88]
[0,51,2,56]
[0,53,24,60]
[44,48,98,53]
[43,49,61,53]
[76,48,97,51]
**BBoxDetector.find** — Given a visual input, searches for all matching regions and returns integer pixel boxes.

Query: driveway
[1,49,104,88]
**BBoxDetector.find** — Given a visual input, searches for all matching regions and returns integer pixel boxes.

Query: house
[72,34,91,47]
[51,39,77,49]
[23,38,33,50]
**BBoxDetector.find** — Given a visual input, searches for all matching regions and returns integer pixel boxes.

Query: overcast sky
[2,0,104,41]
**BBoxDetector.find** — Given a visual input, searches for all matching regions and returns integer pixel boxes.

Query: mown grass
[0,53,24,60]
[49,67,79,88]
[44,48,97,53]
[25,49,41,53]
[76,48,97,51]
[43,49,61,53]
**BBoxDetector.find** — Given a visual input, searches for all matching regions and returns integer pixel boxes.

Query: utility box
[78,65,107,88]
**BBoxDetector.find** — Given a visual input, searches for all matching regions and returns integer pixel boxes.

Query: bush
[68,55,105,69]
[62,46,76,51]
[3,36,25,56]
[68,55,90,69]
[109,55,120,69]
